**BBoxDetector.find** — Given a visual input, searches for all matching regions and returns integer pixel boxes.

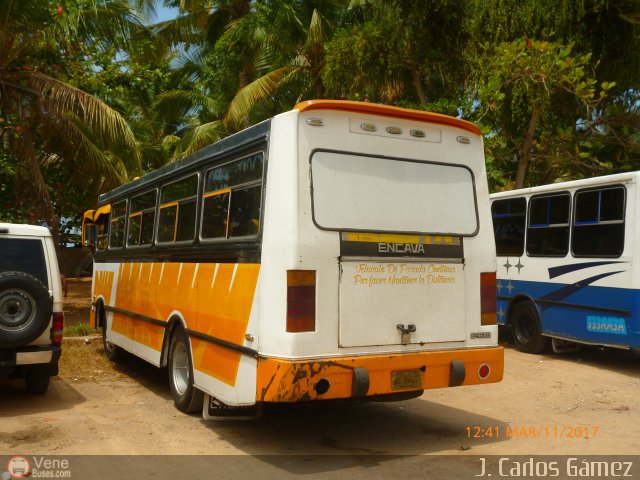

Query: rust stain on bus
[256,347,504,403]
[258,360,356,402]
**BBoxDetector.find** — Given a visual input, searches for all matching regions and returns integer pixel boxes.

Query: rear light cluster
[287,270,316,333]
[51,312,64,345]
[480,272,497,326]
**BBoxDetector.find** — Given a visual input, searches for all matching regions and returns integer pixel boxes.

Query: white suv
[0,223,63,393]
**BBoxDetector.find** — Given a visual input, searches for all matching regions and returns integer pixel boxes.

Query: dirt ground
[62,277,92,327]
[1,279,639,466]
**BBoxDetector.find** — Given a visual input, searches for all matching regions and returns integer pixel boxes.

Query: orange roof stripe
[294,100,481,136]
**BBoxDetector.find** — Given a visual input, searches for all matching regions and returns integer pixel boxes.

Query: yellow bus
[83,100,503,418]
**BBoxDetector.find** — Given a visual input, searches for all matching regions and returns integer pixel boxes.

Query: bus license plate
[391,369,423,390]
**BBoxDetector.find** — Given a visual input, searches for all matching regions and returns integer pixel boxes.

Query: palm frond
[154,89,221,122]
[29,72,142,174]
[152,6,210,47]
[224,66,294,129]
[306,9,327,52]
[52,0,148,53]
[172,120,228,159]
[54,111,130,188]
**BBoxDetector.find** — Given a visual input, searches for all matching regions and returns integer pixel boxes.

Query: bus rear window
[310,151,477,235]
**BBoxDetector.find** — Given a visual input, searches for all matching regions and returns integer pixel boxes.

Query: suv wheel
[0,272,52,348]
[25,365,51,394]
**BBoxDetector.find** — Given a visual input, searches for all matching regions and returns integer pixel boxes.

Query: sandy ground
[1,278,639,477]
[62,277,92,327]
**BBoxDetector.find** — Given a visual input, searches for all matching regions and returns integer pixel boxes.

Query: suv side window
[0,238,49,287]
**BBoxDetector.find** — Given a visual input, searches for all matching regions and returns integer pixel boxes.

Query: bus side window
[176,198,197,241]
[83,222,96,248]
[158,203,178,242]
[128,190,157,247]
[491,197,526,256]
[157,174,198,244]
[526,193,570,257]
[109,200,127,249]
[229,185,261,237]
[95,214,109,251]
[202,190,231,239]
[572,186,625,257]
[202,152,263,241]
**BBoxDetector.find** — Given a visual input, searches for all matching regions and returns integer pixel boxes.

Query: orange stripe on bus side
[95,262,260,386]
[91,270,115,328]
[193,263,260,385]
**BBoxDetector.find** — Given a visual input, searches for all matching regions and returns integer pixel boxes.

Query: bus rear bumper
[256,346,504,403]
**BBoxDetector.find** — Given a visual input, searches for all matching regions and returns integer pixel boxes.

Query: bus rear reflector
[480,272,497,326]
[52,312,64,345]
[287,270,316,332]
[478,363,491,379]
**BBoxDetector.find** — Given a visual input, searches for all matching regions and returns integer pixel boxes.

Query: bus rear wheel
[511,301,549,354]
[168,327,203,414]
[99,305,122,362]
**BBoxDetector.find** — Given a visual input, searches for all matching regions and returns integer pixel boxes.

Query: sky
[153,4,179,22]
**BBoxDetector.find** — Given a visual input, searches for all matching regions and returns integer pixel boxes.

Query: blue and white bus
[490,172,639,353]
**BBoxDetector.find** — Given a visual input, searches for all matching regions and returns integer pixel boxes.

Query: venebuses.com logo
[3,456,71,479]
[5,456,30,479]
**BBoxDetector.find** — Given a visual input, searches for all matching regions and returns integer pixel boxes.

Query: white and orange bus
[83,100,503,418]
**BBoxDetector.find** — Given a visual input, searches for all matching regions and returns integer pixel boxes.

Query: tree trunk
[515,104,542,189]
[314,76,324,99]
[17,127,61,255]
[410,67,427,106]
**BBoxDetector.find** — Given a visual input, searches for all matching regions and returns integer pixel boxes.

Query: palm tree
[149,0,255,157]
[149,1,347,154]
[0,0,145,243]
[224,0,347,129]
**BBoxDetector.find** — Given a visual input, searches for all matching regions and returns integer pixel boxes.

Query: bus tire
[168,327,203,414]
[0,272,52,348]
[99,304,122,362]
[25,365,51,394]
[511,301,549,354]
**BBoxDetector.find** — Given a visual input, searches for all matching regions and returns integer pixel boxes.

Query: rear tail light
[480,272,497,326]
[478,363,491,379]
[287,270,316,332]
[51,311,64,345]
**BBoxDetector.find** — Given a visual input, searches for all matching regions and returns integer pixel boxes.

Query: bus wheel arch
[161,315,186,368]
[165,318,203,414]
[94,298,106,328]
[508,299,549,354]
[96,300,122,361]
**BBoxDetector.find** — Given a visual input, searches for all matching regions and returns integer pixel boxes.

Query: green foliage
[0,0,151,239]
[471,36,625,187]
[1,0,639,215]
[64,322,98,337]
[323,0,468,105]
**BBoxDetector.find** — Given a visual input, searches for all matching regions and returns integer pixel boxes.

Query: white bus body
[87,101,503,416]
[491,171,640,353]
